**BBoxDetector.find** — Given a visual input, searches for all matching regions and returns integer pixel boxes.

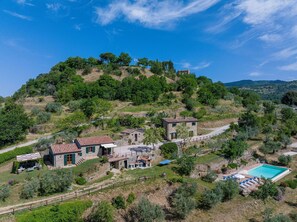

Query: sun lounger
[247,178,258,185]
[240,182,250,188]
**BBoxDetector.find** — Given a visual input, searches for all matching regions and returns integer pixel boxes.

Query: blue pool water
[248,164,287,179]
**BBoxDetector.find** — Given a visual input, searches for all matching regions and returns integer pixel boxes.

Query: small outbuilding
[120,128,145,145]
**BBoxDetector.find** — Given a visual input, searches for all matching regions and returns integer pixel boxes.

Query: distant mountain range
[225,80,297,101]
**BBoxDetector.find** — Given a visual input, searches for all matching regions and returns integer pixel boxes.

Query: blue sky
[1,0,297,97]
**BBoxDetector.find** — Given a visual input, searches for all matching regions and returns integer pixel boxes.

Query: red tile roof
[76,136,114,146]
[51,143,80,155]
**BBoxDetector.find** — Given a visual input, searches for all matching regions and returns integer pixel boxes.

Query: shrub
[113,69,122,76]
[112,195,126,209]
[159,142,178,159]
[35,138,54,151]
[36,111,51,124]
[82,66,92,75]
[227,163,238,169]
[99,156,109,164]
[75,177,87,185]
[176,155,195,176]
[17,200,92,222]
[168,177,185,184]
[170,183,197,219]
[202,171,218,183]
[193,108,207,120]
[31,107,41,115]
[68,100,82,112]
[12,161,20,174]
[45,102,62,114]
[264,213,292,222]
[199,189,222,210]
[282,180,297,189]
[0,146,32,165]
[88,201,114,222]
[278,155,292,166]
[39,170,73,196]
[251,179,278,201]
[215,180,239,201]
[20,178,40,199]
[126,67,141,75]
[0,185,10,201]
[127,197,165,222]
[127,192,136,204]
[8,179,17,186]
[118,115,145,128]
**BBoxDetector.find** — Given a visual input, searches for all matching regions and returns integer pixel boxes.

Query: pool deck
[241,164,291,182]
[221,163,291,183]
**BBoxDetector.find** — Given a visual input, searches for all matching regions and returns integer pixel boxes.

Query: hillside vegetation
[0,52,257,148]
[225,79,297,101]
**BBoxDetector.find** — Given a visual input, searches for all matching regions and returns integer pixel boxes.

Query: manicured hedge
[16,200,92,222]
[0,146,33,165]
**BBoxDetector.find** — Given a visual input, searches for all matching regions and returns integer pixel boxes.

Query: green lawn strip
[0,167,48,185]
[16,200,92,222]
[0,146,33,165]
[71,158,101,176]
[195,153,222,164]
[125,164,178,179]
[200,113,241,121]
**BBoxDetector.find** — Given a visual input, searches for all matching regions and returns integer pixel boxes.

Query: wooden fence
[0,176,156,216]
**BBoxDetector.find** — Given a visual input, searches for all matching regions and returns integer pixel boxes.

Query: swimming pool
[247,164,290,182]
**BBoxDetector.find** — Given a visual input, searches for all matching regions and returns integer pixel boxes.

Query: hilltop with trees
[0,52,248,148]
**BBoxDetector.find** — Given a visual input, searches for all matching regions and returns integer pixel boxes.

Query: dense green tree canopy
[0,101,32,147]
[222,139,248,161]
[281,91,297,106]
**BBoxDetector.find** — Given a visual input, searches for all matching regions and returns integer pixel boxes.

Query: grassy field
[71,158,101,176]
[125,164,178,179]
[195,153,223,164]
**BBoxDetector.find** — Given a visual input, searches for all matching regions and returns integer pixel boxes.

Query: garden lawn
[0,164,48,184]
[125,164,177,179]
[195,153,223,164]
[71,158,101,176]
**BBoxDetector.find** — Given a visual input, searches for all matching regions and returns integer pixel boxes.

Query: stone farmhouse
[49,136,117,168]
[162,117,198,140]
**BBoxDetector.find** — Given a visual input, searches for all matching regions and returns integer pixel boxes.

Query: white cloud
[16,0,34,6]
[273,47,297,60]
[249,71,261,77]
[74,24,81,31]
[235,0,293,26]
[180,61,211,70]
[278,62,297,71]
[192,62,211,70]
[95,0,219,28]
[3,10,32,21]
[258,34,281,43]
[46,3,63,12]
